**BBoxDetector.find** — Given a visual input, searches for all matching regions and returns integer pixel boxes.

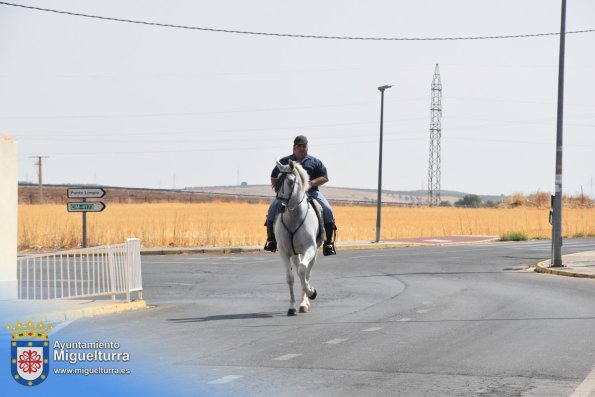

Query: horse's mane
[293,162,310,192]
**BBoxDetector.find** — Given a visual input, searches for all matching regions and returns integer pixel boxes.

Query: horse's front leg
[305,250,317,299]
[281,253,297,316]
[297,247,317,312]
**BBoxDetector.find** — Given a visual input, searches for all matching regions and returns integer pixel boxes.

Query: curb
[140,237,500,256]
[12,300,148,324]
[141,247,262,256]
[534,260,595,279]
[140,244,415,256]
[337,242,417,250]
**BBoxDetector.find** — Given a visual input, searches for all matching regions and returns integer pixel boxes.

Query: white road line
[208,375,243,385]
[273,353,302,361]
[325,338,348,345]
[397,318,412,322]
[570,365,595,397]
[363,327,383,332]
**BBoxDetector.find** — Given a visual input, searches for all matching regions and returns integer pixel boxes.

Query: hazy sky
[1,0,594,196]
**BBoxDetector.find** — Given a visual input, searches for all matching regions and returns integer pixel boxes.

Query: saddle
[307,195,326,248]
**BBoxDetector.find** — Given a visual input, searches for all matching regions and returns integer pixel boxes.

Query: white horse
[274,160,323,316]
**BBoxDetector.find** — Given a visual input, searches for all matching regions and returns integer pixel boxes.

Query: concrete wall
[0,135,18,299]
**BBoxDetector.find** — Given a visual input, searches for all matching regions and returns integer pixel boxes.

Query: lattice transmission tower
[427,64,442,206]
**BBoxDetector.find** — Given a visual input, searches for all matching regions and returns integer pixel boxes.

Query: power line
[0,99,426,120]
[20,134,595,158]
[1,1,594,41]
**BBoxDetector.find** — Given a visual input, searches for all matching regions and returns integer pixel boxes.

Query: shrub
[508,193,529,208]
[564,193,592,208]
[500,231,528,241]
[530,192,551,208]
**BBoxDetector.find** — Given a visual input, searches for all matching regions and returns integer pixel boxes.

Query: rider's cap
[294,135,308,145]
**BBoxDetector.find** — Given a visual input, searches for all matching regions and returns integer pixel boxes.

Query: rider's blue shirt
[271,154,328,193]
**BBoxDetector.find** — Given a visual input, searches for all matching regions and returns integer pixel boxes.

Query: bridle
[275,170,306,214]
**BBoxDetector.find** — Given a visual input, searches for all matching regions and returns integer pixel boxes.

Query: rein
[280,199,310,256]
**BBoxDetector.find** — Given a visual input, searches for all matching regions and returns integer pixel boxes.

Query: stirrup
[323,242,336,256]
[264,240,277,252]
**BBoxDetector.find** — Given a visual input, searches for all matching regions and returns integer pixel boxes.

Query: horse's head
[275,160,309,213]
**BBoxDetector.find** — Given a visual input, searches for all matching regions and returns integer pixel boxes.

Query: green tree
[454,194,482,208]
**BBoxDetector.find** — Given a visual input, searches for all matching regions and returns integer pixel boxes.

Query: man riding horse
[264,135,337,256]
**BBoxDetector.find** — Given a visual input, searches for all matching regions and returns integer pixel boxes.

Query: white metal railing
[17,238,143,302]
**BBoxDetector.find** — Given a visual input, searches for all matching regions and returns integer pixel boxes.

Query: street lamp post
[375,85,392,243]
[552,0,567,267]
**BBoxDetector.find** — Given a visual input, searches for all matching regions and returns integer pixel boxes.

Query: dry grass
[18,202,595,250]
[501,192,593,209]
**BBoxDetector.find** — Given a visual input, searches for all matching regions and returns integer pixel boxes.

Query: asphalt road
[55,239,595,396]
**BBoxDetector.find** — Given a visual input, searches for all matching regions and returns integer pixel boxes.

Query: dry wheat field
[17,202,595,250]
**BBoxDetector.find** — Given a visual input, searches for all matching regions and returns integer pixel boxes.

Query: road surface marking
[397,318,412,322]
[570,365,595,397]
[273,353,302,361]
[325,338,348,345]
[208,375,243,384]
[363,327,383,332]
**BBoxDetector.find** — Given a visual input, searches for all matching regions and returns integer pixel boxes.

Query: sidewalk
[0,298,146,325]
[534,251,595,279]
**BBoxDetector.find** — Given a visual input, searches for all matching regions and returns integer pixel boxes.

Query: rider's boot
[323,222,337,256]
[263,220,277,252]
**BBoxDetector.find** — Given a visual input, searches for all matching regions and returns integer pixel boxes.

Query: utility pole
[551,0,566,267]
[29,156,48,204]
[428,64,443,206]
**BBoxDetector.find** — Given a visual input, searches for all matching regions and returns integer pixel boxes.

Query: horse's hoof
[308,289,317,300]
[287,308,297,316]
[299,305,309,313]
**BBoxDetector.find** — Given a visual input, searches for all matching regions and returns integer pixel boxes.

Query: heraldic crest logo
[8,320,52,386]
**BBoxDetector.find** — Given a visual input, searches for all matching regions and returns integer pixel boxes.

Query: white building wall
[0,135,18,299]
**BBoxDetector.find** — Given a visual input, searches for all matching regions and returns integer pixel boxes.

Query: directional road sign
[67,202,106,212]
[67,188,106,199]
